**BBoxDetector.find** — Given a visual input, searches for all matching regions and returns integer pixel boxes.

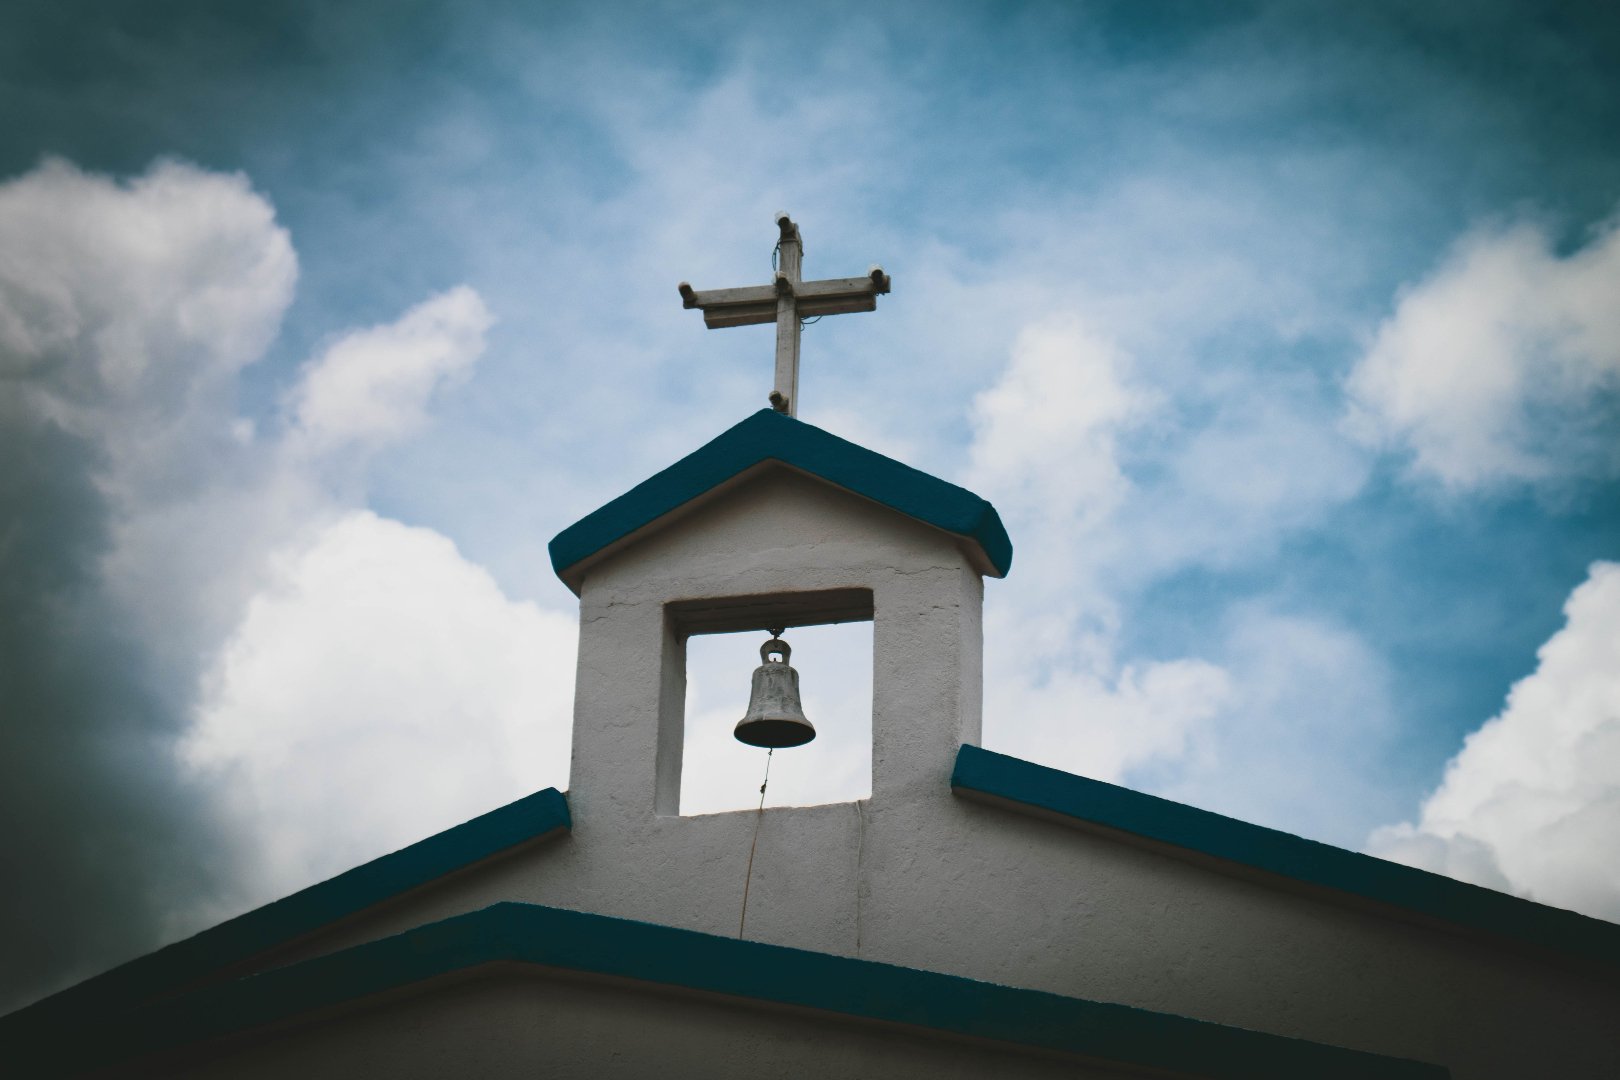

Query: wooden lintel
[667,587,875,636]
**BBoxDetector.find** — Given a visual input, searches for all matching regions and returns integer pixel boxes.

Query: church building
[6,217,1619,1078]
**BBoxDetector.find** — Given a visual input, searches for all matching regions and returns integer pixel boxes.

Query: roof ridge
[548,410,1012,591]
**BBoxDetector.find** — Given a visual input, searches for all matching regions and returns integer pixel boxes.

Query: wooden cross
[679,213,890,417]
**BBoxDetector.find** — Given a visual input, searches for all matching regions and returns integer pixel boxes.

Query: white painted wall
[240,466,1620,1079]
[171,972,1137,1080]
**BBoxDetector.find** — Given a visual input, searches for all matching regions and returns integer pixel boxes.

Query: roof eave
[549,410,1012,595]
[952,744,1620,974]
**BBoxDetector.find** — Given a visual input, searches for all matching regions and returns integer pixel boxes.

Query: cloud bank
[1369,562,1620,921]
[961,312,1401,846]
[966,316,1232,785]
[0,158,572,1010]
[4,41,1616,1008]
[1347,216,1620,489]
[185,510,574,901]
[0,158,296,1007]
[287,286,492,457]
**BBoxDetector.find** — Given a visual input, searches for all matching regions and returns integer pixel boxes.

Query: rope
[738,748,773,938]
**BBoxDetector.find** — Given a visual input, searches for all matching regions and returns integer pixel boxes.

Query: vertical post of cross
[772,213,803,416]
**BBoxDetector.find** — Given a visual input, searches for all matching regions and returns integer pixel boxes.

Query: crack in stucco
[853,799,866,956]
[890,564,961,577]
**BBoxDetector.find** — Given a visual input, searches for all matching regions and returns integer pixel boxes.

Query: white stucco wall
[169,971,1138,1080]
[243,466,1620,1079]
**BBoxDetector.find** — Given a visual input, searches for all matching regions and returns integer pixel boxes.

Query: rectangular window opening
[677,612,873,817]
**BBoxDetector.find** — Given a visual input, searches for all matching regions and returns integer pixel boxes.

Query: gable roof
[2,788,570,1034]
[952,745,1620,973]
[34,902,1448,1079]
[548,409,1013,592]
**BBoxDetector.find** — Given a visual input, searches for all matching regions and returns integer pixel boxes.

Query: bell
[735,633,816,748]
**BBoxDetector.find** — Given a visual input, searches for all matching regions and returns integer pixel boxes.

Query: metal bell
[735,634,816,748]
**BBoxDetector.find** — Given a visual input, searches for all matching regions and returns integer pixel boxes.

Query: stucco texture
[168,971,1139,1080]
[187,466,1619,1079]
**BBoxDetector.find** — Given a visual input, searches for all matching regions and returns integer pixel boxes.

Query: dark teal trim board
[45,902,1448,1079]
[1,787,571,1034]
[952,744,1620,971]
[549,409,1013,589]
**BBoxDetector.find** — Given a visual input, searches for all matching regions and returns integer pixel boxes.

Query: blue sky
[2,1,1617,1008]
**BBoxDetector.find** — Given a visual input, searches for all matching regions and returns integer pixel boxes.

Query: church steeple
[543,213,1007,950]
[552,408,1009,824]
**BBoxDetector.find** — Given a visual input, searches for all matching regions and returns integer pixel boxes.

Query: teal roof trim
[952,744,1620,971]
[46,902,1447,1078]
[549,409,1012,587]
[2,788,570,1033]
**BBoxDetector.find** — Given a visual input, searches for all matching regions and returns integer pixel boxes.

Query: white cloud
[0,159,316,678]
[1346,217,1620,489]
[967,315,1234,784]
[0,157,296,474]
[934,274,1375,848]
[990,658,1233,785]
[0,157,309,1004]
[965,314,1149,536]
[1369,562,1620,922]
[964,315,1393,845]
[965,314,1154,672]
[107,279,499,696]
[0,156,576,979]
[185,510,576,901]
[288,285,493,455]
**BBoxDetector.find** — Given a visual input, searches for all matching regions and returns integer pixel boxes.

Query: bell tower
[546,409,1009,948]
[541,216,1010,953]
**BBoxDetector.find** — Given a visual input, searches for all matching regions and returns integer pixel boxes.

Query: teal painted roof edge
[1,787,571,1032]
[51,902,1448,1079]
[548,409,1013,587]
[952,744,1620,970]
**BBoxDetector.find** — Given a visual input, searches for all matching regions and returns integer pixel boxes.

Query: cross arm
[678,266,891,329]
[794,268,892,318]
[678,281,777,328]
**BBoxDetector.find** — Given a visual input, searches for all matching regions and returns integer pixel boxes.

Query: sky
[2,0,1618,1011]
